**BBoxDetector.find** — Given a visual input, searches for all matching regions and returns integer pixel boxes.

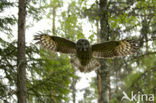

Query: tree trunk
[97,0,110,103]
[17,0,27,103]
[141,19,149,52]
[71,70,77,103]
[52,7,56,35]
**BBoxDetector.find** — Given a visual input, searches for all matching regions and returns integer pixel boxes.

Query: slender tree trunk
[52,7,56,35]
[141,19,149,52]
[97,0,110,103]
[96,0,100,43]
[108,72,111,100]
[17,0,27,103]
[96,20,100,43]
[71,69,77,103]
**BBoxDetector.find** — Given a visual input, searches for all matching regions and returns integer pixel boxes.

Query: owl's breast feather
[76,49,92,66]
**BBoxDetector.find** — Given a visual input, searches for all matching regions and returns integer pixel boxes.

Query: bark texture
[17,0,27,103]
[97,0,110,103]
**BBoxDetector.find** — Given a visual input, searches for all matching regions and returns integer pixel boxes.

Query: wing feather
[92,39,140,58]
[34,34,76,54]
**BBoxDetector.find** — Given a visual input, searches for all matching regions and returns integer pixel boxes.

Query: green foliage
[24,44,75,103]
[124,71,142,88]
[45,0,63,19]
[0,1,16,35]
[0,16,16,33]
[110,98,120,103]
[0,0,14,11]
[27,0,48,22]
[0,40,17,102]
[0,39,75,102]
[59,1,84,41]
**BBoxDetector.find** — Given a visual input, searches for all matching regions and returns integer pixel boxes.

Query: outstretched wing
[34,34,77,54]
[92,39,140,58]
[70,56,100,72]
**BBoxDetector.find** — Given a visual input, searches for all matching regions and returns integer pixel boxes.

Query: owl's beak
[82,48,88,51]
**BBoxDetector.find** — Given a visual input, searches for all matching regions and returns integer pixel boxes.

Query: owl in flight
[34,34,140,72]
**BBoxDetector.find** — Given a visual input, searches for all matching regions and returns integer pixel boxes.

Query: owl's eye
[77,43,82,48]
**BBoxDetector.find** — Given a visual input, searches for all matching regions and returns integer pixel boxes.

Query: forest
[0,0,156,103]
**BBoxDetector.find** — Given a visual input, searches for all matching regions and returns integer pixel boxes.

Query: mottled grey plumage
[34,34,140,72]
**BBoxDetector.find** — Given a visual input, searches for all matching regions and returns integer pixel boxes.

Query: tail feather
[70,56,100,72]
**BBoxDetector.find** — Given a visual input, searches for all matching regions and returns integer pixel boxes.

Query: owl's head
[76,39,90,51]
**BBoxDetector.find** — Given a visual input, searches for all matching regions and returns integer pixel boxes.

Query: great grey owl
[34,34,140,72]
